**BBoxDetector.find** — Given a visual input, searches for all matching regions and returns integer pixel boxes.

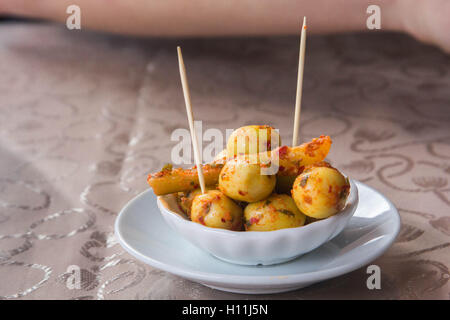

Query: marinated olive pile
[163,125,350,232]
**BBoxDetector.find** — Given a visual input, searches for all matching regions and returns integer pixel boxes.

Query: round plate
[115,181,400,294]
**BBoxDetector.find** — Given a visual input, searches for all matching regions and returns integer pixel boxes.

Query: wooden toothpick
[177,46,206,194]
[292,16,307,147]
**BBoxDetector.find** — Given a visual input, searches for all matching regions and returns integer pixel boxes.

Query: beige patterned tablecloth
[0,23,449,300]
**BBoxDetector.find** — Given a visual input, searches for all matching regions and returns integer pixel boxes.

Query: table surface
[0,23,449,300]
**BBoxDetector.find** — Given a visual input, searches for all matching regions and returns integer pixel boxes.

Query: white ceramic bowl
[157,179,358,265]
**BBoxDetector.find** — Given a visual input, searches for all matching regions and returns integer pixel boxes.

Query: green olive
[226,125,281,157]
[178,187,212,217]
[244,194,306,231]
[218,157,276,202]
[292,166,350,219]
[191,190,243,231]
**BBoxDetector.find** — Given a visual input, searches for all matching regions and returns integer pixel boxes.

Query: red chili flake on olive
[249,216,260,225]
[304,195,313,204]
[278,146,288,159]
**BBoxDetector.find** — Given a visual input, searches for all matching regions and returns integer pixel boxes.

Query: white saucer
[115,181,400,294]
